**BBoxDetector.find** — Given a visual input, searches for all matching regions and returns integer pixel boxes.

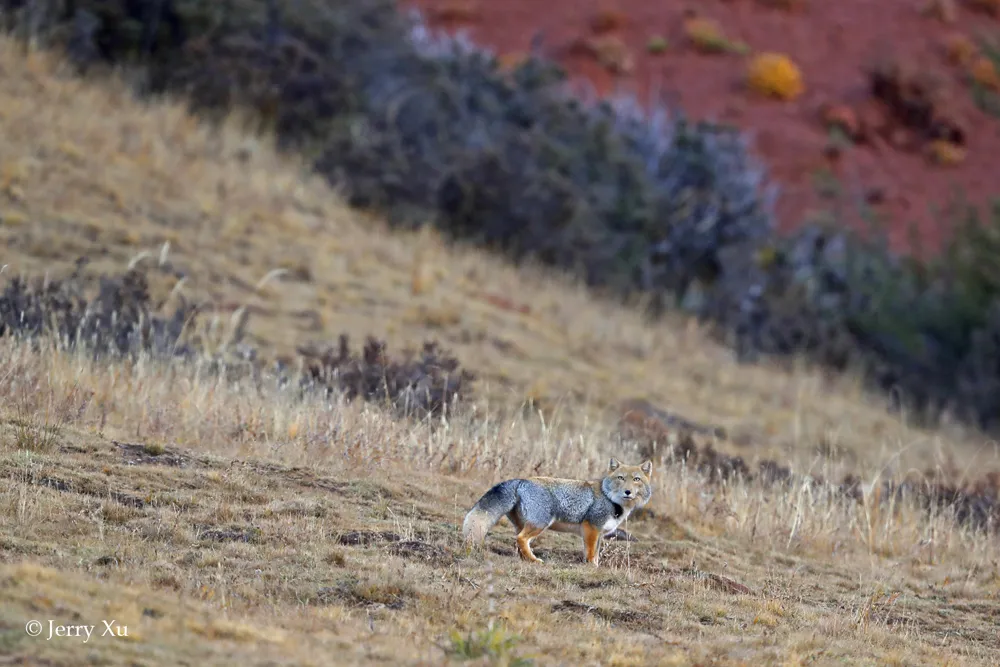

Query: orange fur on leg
[516,524,547,563]
[582,521,602,566]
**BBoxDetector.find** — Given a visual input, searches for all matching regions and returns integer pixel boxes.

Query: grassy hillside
[1,40,996,477]
[0,39,999,666]
[2,340,999,666]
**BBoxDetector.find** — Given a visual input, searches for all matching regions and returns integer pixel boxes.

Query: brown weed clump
[299,334,475,419]
[0,258,195,359]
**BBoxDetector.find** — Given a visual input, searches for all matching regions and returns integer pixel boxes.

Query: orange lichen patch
[589,8,628,34]
[684,17,747,55]
[747,53,804,100]
[926,139,967,165]
[569,34,634,75]
[970,56,1000,91]
[943,33,978,66]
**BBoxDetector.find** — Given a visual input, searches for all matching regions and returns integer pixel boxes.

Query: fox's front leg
[581,522,602,567]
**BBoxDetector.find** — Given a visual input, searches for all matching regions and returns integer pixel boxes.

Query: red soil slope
[404,0,1000,254]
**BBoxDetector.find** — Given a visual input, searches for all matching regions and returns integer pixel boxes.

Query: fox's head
[602,458,653,508]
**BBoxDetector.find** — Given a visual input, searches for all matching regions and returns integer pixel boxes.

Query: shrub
[683,17,747,56]
[0,258,476,417]
[747,53,804,101]
[298,335,474,420]
[0,258,197,359]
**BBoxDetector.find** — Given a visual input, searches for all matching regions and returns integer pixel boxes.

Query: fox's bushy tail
[462,479,520,544]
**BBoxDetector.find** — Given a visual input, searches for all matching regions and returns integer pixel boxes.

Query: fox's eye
[617,475,625,481]
[633,477,640,482]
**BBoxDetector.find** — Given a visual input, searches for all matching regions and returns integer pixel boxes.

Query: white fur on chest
[600,508,632,534]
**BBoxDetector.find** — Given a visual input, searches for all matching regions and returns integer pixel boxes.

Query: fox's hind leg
[515,523,547,563]
[508,510,549,547]
[581,521,602,566]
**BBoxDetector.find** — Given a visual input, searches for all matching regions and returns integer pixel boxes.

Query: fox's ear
[608,457,621,472]
[640,460,653,477]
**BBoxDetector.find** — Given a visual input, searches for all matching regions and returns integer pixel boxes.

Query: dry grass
[1,38,998,478]
[0,338,998,666]
[0,37,999,665]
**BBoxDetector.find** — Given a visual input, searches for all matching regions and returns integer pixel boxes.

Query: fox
[462,458,653,566]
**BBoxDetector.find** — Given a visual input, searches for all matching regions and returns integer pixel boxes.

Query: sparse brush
[684,17,749,56]
[0,257,194,360]
[445,622,532,665]
[298,334,475,420]
[646,36,669,55]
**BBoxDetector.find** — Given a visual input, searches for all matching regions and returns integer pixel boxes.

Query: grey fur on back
[463,477,629,542]
[517,482,619,527]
